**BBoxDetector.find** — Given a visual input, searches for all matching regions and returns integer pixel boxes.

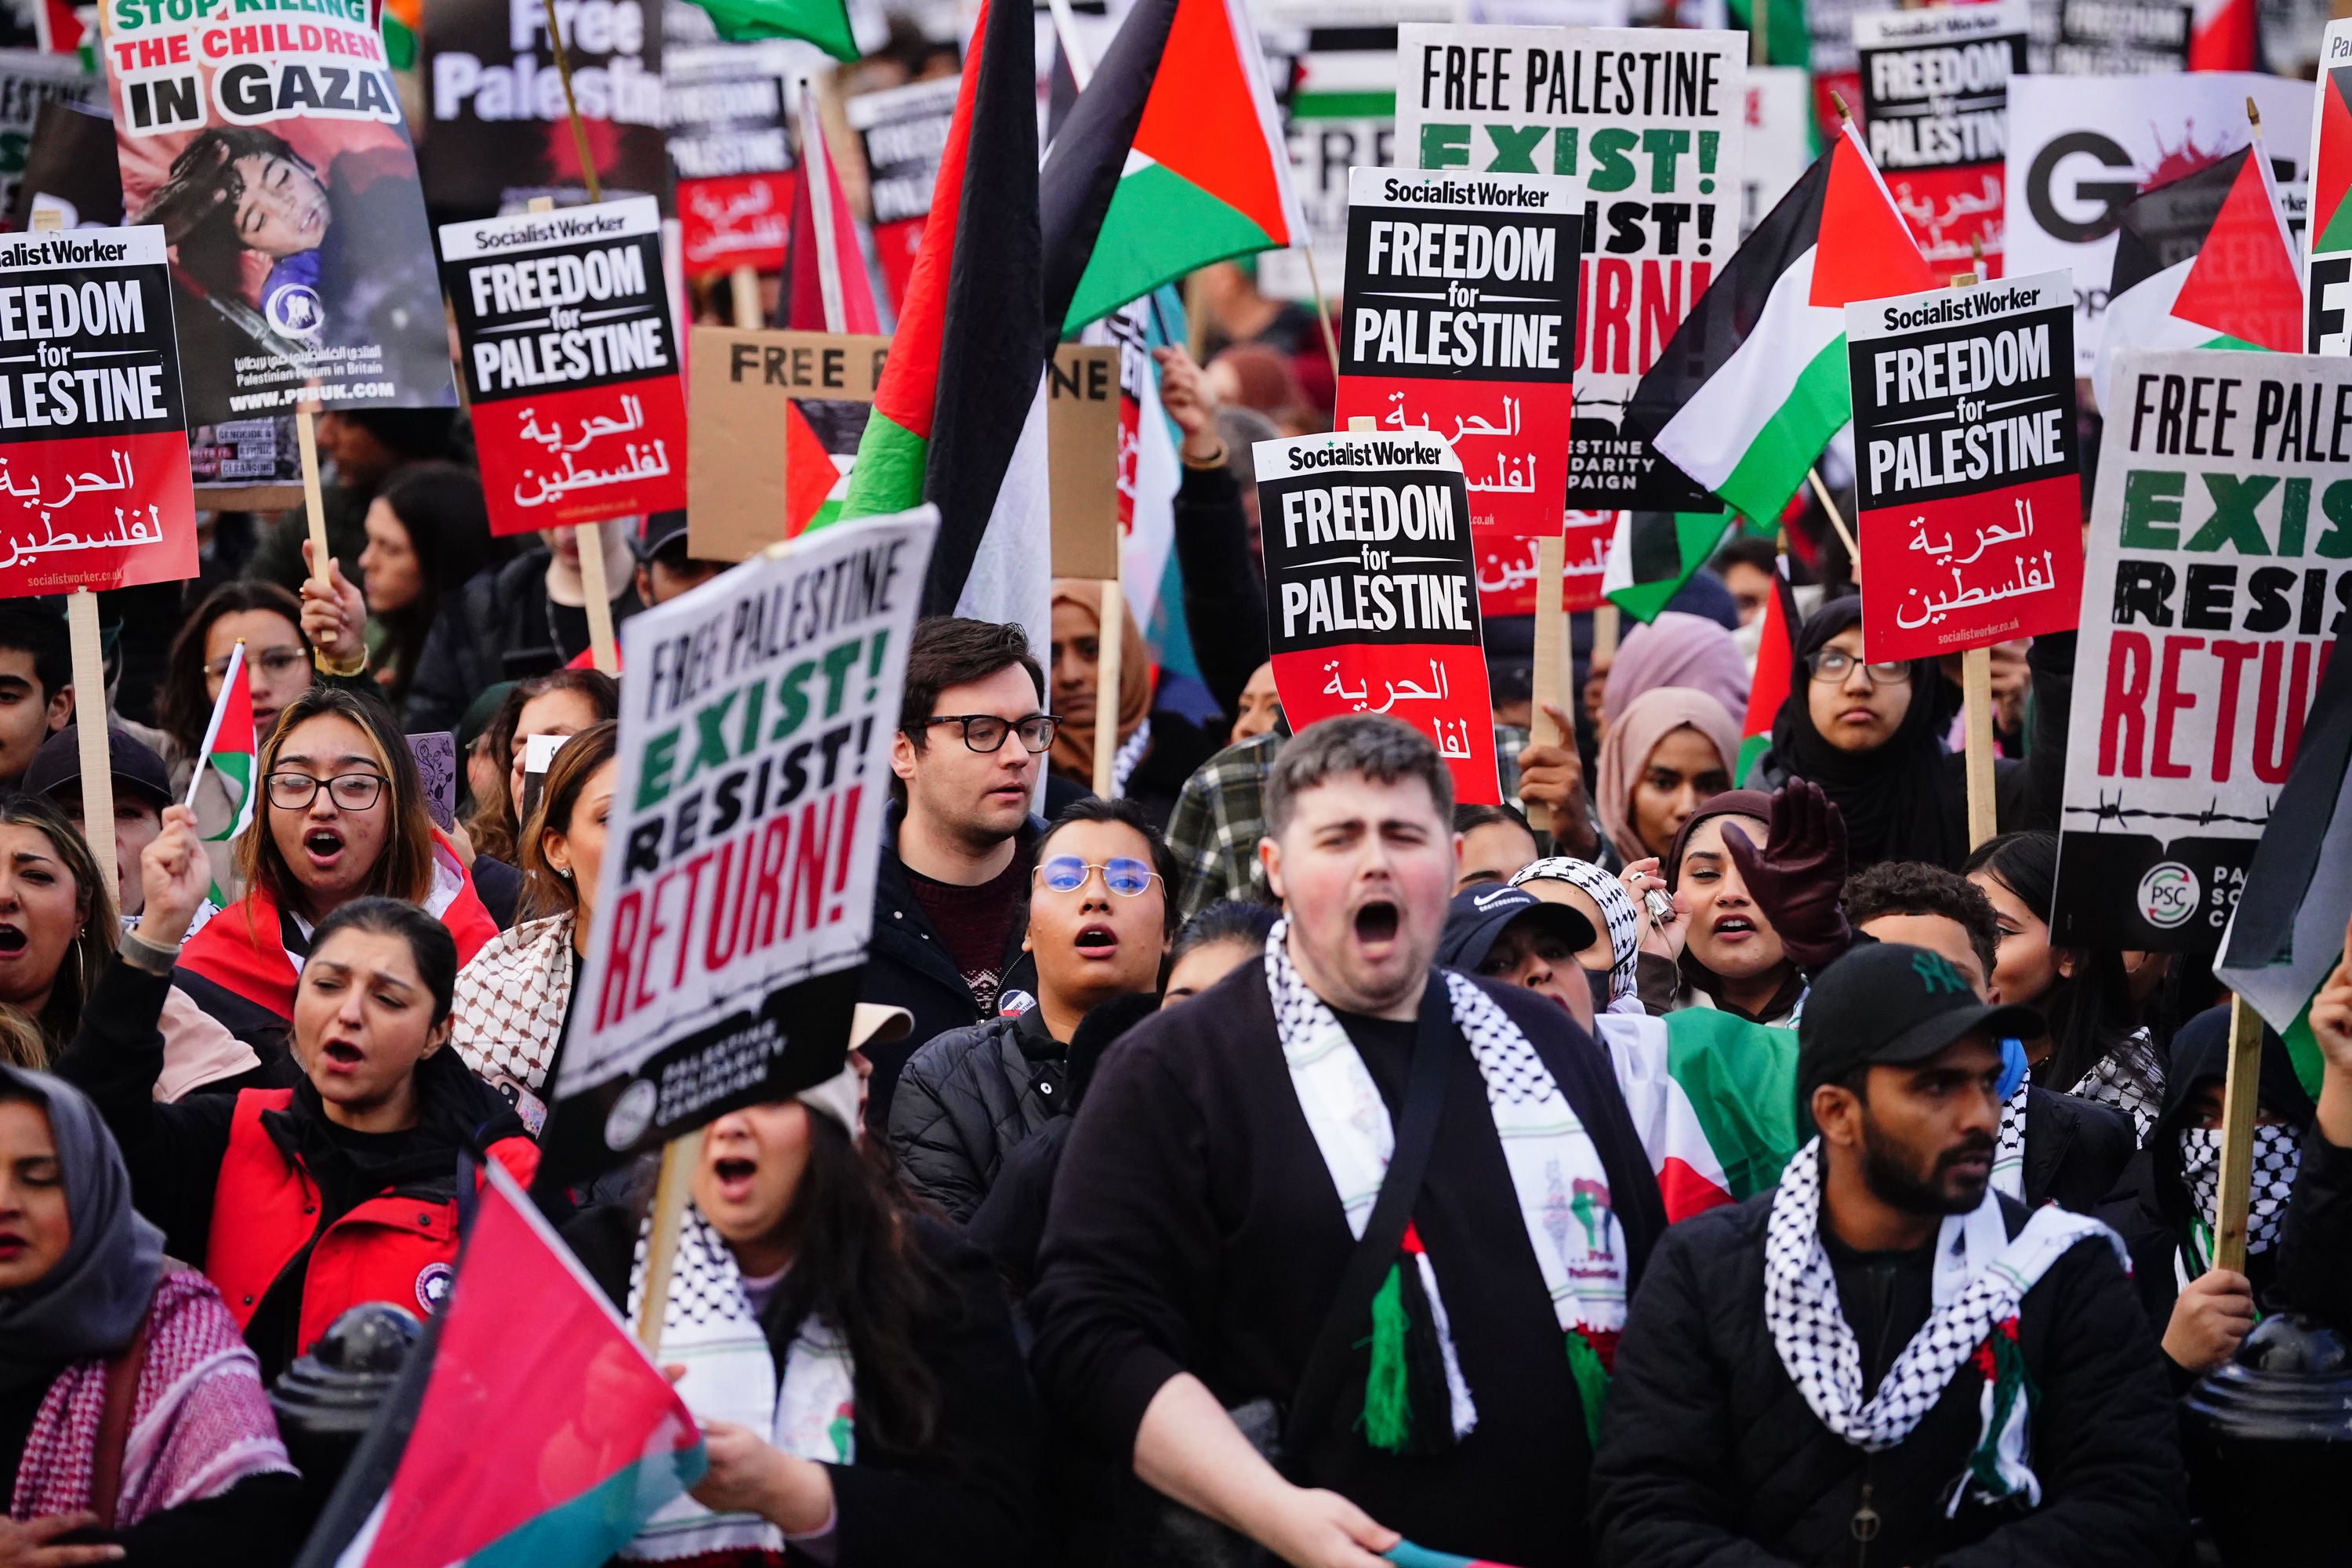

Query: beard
[1860,1115,1992,1217]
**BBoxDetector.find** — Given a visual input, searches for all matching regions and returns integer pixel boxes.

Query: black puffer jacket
[404,550,644,731]
[889,1005,1069,1223]
[2024,1086,2136,1214]
[1590,1178,2187,1567]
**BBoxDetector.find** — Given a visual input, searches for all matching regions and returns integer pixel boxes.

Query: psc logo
[2137,862,2200,931]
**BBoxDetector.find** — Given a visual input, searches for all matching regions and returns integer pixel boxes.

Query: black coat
[1588,1183,2187,1568]
[888,1006,1069,1223]
[2024,1086,2136,1214]
[403,551,643,731]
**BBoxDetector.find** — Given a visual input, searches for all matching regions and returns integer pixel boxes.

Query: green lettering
[1484,123,1545,172]
[1587,128,1639,193]
[1642,128,1690,192]
[684,691,739,785]
[637,729,681,809]
[2279,477,2310,557]
[1419,123,1469,169]
[1552,126,1579,176]
[820,640,861,718]
[2185,473,2275,554]
[2119,470,2185,550]
[768,659,815,741]
[2317,480,2352,559]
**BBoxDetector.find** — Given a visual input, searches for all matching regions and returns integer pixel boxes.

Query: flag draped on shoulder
[1738,556,1802,784]
[1602,510,1735,623]
[1601,1011,1800,1223]
[2091,144,2303,411]
[297,1161,702,1568]
[1624,122,1936,527]
[1050,0,1305,332]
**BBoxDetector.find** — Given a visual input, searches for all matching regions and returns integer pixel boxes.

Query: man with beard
[1592,942,2185,1566]
[1030,715,1663,1568]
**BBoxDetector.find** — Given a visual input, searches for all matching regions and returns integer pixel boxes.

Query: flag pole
[633,1129,706,1350]
[1528,533,1566,836]
[184,641,245,811]
[798,72,849,332]
[1806,467,1859,561]
[539,0,603,203]
[731,266,761,327]
[1942,264,1999,851]
[2212,994,2267,1272]
[1302,249,1344,386]
[527,195,620,675]
[1092,582,1124,797]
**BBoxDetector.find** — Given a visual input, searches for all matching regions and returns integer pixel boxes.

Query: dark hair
[0,603,69,709]
[370,463,497,707]
[1169,898,1279,970]
[0,795,114,1051]
[1036,797,1180,935]
[463,669,621,864]
[337,409,456,464]
[158,582,311,758]
[1265,715,1454,837]
[137,126,314,299]
[898,617,1044,742]
[239,686,436,919]
[309,897,460,1026]
[1711,535,1780,576]
[1842,861,1998,984]
[520,721,619,921]
[1961,830,2139,1090]
[1453,801,1533,837]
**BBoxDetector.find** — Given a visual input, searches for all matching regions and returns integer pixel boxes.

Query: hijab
[1048,579,1153,786]
[1661,788,1805,1022]
[1597,686,1742,864]
[1511,857,1642,1007]
[1763,596,1968,870]
[1602,611,1750,730]
[0,1065,164,1389]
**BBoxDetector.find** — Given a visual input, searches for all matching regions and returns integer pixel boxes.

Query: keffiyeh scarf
[1765,1139,2123,1512]
[2179,1123,2303,1263]
[621,1206,855,1563]
[1268,922,1624,1451]
[1510,857,1642,1012]
[1990,1076,2028,1201]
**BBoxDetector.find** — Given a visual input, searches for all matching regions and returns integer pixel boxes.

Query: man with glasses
[866,617,1061,1130]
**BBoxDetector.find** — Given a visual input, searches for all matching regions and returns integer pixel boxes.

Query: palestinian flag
[1602,510,1735,623]
[1624,122,1936,528]
[2216,624,2352,1102]
[782,95,883,333]
[1602,1011,1800,1222]
[2315,63,2352,261]
[1737,555,1802,785]
[378,0,417,68]
[194,646,257,845]
[296,1160,702,1568]
[680,0,855,60]
[1051,0,1307,331]
[2092,145,2303,412]
[784,398,867,537]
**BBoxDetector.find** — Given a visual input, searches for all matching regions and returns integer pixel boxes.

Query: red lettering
[134,34,168,66]
[1595,260,1635,376]
[1574,259,1591,372]
[2100,630,2153,776]
[2152,636,2202,779]
[2253,639,2314,784]
[2207,640,2259,782]
[702,840,742,971]
[671,851,716,988]
[746,815,791,949]
[596,891,642,1029]
[110,41,136,71]
[785,797,835,938]
[633,871,673,1012]
[230,24,260,52]
[1639,261,1681,375]
[299,23,321,49]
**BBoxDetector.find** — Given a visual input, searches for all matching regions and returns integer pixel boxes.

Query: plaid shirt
[1167,725,1533,920]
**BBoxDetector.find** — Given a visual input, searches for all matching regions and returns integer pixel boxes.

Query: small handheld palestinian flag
[1737,555,1802,784]
[185,641,256,844]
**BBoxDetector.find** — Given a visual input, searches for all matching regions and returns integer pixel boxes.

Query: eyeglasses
[266,771,387,811]
[1034,855,1161,897]
[913,713,1060,754]
[1805,648,1911,686]
[207,647,309,681]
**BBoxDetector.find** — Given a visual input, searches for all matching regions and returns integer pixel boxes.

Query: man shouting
[1031,715,1663,1567]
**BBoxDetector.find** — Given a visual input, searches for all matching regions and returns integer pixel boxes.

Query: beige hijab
[1596,685,1741,863]
[1049,579,1151,784]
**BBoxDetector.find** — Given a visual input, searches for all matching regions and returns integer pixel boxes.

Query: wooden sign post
[1047,346,1123,796]
[521,197,619,676]
[1527,532,1566,834]
[2212,994,2267,1272]
[1947,267,2000,852]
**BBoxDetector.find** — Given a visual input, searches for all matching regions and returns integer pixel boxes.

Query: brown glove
[1719,780,1852,975]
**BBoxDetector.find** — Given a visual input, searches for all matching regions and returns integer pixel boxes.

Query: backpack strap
[88,1295,157,1530]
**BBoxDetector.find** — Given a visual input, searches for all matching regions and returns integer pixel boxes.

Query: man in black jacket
[1591,942,2185,1567]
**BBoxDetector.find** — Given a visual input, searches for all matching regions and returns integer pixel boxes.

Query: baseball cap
[27,724,172,811]
[637,510,691,564]
[1798,942,2043,1095]
[1437,884,1594,972]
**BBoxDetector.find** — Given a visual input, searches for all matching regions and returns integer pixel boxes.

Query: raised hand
[1719,780,1851,973]
[134,805,212,952]
[298,539,367,670]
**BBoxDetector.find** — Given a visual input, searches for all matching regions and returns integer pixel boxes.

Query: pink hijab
[1597,685,1742,864]
[1602,611,1750,730]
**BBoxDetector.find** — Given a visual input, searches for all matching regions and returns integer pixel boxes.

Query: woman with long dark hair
[460,669,619,868]
[358,463,499,718]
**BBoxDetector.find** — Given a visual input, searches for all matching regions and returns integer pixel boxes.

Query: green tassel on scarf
[1360,1262,1414,1453]
[1565,1329,1610,1449]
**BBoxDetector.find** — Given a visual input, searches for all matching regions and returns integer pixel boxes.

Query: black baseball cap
[26,724,172,811]
[637,510,691,564]
[1798,942,2042,1095]
[1437,884,1594,972]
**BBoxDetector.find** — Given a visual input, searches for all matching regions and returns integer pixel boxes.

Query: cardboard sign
[1394,24,1747,512]
[408,730,456,829]
[0,225,196,596]
[1855,2,2026,278]
[1254,428,1500,804]
[1048,344,1120,581]
[1334,166,1580,619]
[440,197,687,535]
[2307,22,2352,355]
[844,74,957,314]
[1846,270,2082,660]
[2052,0,2190,74]
[685,325,886,561]
[100,0,456,423]
[668,39,797,278]
[0,54,96,224]
[2051,347,2346,952]
[2005,74,2312,376]
[546,508,936,1181]
[1261,43,1394,303]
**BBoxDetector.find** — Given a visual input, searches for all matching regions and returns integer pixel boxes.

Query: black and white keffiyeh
[1990,1076,2028,1201]
[1512,857,1642,1011]
[2180,1124,2302,1259]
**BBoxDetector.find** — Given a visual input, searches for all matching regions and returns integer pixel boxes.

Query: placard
[0,53,97,224]
[1846,269,2082,659]
[685,325,885,561]
[1741,64,1812,241]
[1048,343,1120,581]
[0,224,197,596]
[667,39,797,278]
[2052,0,2190,74]
[844,74,956,314]
[1855,2,2027,278]
[439,196,686,534]
[1254,427,1501,804]
[1805,0,1892,140]
[2307,20,2352,355]
[546,508,935,1181]
[2052,347,2343,951]
[1261,40,1394,303]
[1334,165,1580,619]
[2005,73,2312,376]
[101,0,456,423]
[1394,24,1746,512]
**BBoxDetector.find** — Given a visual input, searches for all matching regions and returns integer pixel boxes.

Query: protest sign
[2307,20,2352,355]
[0,224,195,596]
[419,0,666,213]
[440,195,686,534]
[1048,344,1120,582]
[1260,38,1394,303]
[2005,73,2311,376]
[2051,347,2344,951]
[6,99,118,233]
[666,38,797,278]
[1741,64,1811,241]
[2051,0,2190,74]
[543,507,935,1180]
[1081,292,1183,633]
[1846,269,2082,660]
[1394,23,1746,512]
[685,325,885,561]
[1855,2,2026,278]
[189,414,300,507]
[1333,165,1580,619]
[844,74,956,314]
[1802,0,1893,137]
[1255,426,1501,804]
[1477,509,1612,615]
[0,53,96,223]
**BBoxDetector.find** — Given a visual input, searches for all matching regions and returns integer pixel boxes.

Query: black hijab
[0,1066,165,1389]
[1764,597,1967,869]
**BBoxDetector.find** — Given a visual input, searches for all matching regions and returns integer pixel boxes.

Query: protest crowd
[8,0,2352,1563]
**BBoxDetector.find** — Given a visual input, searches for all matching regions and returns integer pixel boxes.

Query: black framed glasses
[266,771,387,811]
[207,646,308,682]
[1035,855,1161,897]
[1805,648,1911,686]
[913,713,1059,753]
